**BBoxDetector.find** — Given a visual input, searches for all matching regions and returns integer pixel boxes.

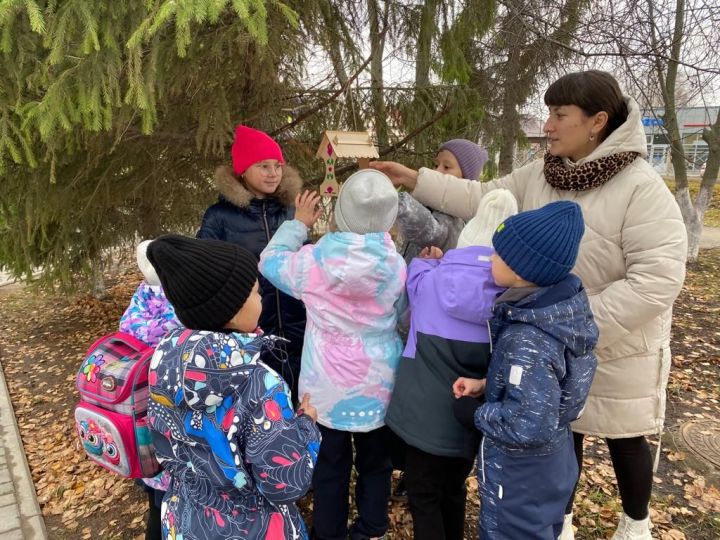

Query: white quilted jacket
[411,97,688,437]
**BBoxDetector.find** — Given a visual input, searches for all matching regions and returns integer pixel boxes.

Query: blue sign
[642,117,664,126]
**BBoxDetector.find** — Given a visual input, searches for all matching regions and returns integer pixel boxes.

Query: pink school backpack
[75,331,160,478]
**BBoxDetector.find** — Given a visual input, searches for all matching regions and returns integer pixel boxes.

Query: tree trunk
[91,255,107,300]
[414,0,436,88]
[649,0,697,260]
[138,180,162,239]
[412,0,438,156]
[497,90,520,176]
[496,10,523,177]
[368,0,388,148]
[685,109,720,262]
[319,4,362,131]
[677,187,702,262]
[665,105,689,193]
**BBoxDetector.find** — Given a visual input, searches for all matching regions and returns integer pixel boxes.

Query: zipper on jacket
[262,202,285,338]
[480,436,487,484]
[487,320,493,353]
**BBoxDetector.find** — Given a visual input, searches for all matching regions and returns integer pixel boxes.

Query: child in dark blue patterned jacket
[145,234,321,540]
[453,201,599,540]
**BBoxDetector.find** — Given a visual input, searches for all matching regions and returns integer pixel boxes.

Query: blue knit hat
[492,201,584,286]
[439,139,488,180]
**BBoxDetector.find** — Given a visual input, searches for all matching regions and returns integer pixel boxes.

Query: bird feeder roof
[316,130,379,159]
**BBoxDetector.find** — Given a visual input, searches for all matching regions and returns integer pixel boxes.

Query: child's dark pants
[311,425,392,540]
[144,486,163,540]
[404,445,475,540]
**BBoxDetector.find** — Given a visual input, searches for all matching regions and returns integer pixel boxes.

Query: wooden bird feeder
[316,130,379,197]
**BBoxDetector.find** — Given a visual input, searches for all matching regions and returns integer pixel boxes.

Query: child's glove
[453,396,483,430]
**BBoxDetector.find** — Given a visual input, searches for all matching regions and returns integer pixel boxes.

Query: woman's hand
[294,190,322,228]
[370,161,419,190]
[298,393,318,423]
[453,377,486,399]
[419,246,443,259]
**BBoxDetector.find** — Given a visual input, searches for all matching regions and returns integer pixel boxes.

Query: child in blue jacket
[145,234,321,540]
[453,201,599,540]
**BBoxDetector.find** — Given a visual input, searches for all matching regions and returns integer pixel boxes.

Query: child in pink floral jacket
[119,240,181,540]
[119,240,181,346]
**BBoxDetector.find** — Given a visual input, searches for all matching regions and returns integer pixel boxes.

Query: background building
[642,106,718,176]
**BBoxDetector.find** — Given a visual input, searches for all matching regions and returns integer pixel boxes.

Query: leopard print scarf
[543,151,639,191]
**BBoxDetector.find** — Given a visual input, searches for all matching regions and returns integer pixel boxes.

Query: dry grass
[665,178,720,228]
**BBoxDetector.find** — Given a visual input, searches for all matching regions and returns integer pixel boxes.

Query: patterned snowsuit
[119,282,180,348]
[148,329,321,540]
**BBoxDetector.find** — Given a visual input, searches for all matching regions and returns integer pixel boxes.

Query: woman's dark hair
[544,71,629,141]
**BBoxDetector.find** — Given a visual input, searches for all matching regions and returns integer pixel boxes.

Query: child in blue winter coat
[259,170,407,540]
[119,239,181,540]
[145,234,321,540]
[453,201,599,540]
[197,125,307,401]
[385,189,517,540]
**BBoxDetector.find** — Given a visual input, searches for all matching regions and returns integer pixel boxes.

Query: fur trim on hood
[213,164,303,208]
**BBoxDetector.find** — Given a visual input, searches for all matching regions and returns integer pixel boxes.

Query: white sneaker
[610,512,652,540]
[557,513,574,540]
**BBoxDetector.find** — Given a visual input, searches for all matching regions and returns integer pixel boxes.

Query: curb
[0,361,49,540]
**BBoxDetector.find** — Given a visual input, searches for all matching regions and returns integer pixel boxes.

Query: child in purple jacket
[119,240,181,540]
[385,190,517,540]
[120,240,181,346]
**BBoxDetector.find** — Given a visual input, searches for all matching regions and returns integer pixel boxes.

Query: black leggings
[566,432,653,520]
[146,489,162,540]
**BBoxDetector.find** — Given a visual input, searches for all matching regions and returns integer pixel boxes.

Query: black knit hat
[146,234,258,330]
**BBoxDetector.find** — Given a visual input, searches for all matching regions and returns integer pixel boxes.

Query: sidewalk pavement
[0,363,48,539]
[701,226,720,249]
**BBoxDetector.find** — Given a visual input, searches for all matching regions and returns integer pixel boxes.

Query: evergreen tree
[0,0,312,289]
[0,0,498,291]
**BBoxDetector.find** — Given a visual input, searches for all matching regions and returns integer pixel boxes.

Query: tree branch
[269,48,377,137]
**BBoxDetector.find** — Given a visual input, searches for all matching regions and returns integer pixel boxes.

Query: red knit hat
[231,125,285,175]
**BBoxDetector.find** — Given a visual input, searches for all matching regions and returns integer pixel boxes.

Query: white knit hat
[334,170,399,234]
[456,189,518,248]
[137,240,161,287]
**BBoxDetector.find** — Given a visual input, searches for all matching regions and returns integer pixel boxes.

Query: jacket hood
[314,231,402,299]
[573,96,648,166]
[150,329,278,412]
[436,246,503,323]
[213,164,303,209]
[494,274,598,357]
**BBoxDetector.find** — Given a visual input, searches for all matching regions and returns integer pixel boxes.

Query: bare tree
[606,0,719,261]
[520,0,719,261]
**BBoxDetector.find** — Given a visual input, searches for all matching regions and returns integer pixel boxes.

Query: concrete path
[700,226,720,249]
[0,364,48,539]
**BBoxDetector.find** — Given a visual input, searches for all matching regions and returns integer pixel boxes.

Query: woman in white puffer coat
[372,70,687,540]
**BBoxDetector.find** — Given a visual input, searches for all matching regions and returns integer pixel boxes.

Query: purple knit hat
[439,139,489,180]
